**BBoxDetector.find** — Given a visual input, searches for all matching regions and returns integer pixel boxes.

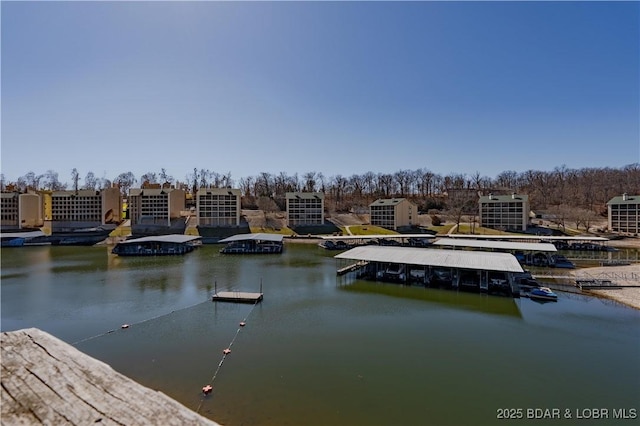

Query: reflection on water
[2,244,639,426]
[343,280,523,318]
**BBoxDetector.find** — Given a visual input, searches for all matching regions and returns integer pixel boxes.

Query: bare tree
[495,170,518,191]
[377,173,395,197]
[71,168,80,193]
[114,172,136,196]
[42,170,65,191]
[394,169,413,197]
[83,171,98,190]
[23,171,42,191]
[159,168,174,185]
[140,172,157,186]
[548,204,573,233]
[303,171,318,192]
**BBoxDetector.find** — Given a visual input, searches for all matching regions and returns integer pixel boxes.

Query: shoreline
[571,264,640,310]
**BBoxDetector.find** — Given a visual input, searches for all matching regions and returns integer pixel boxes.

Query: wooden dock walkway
[575,279,623,290]
[532,270,640,290]
[212,291,263,303]
[1,328,221,426]
[337,260,369,276]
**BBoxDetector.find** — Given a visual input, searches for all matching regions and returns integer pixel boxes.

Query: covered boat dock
[432,238,572,268]
[319,234,435,250]
[444,234,611,251]
[111,235,201,256]
[218,233,283,254]
[335,245,525,296]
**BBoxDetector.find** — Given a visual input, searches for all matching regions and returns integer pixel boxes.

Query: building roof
[479,194,529,203]
[607,194,639,205]
[335,246,524,273]
[196,188,241,196]
[117,235,200,245]
[321,234,435,241]
[51,190,103,197]
[129,188,184,196]
[445,234,609,242]
[369,198,413,207]
[433,238,557,252]
[218,233,284,243]
[285,192,324,199]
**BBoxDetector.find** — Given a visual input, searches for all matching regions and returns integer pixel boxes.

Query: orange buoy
[121,324,130,329]
[239,322,246,327]
[223,348,231,355]
[202,384,213,395]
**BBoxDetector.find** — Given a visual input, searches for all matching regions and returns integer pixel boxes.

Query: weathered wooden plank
[1,328,221,426]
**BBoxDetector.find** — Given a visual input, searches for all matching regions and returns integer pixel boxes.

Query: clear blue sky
[2,1,639,186]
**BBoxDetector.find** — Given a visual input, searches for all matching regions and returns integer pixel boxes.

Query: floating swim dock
[212,291,263,303]
[211,279,264,303]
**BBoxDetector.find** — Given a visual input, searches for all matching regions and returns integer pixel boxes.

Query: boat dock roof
[445,234,608,242]
[320,234,435,241]
[433,238,557,252]
[1,230,46,238]
[218,233,284,243]
[117,235,201,245]
[335,246,524,273]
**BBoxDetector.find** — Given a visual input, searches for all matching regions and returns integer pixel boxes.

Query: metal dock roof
[321,234,435,241]
[1,230,46,238]
[335,246,524,273]
[433,238,557,252]
[118,235,201,244]
[218,233,284,243]
[445,234,608,242]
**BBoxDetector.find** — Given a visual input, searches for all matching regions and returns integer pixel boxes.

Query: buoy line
[196,299,260,414]
[71,299,209,346]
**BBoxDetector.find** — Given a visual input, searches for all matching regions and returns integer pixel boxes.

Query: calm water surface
[2,244,639,426]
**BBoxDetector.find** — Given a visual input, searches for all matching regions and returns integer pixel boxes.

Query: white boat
[529,287,558,302]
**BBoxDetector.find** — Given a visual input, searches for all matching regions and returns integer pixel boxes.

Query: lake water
[2,244,639,425]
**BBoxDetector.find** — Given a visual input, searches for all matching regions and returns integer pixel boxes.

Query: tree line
[2,164,639,216]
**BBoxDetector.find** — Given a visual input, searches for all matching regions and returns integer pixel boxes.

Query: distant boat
[550,254,575,269]
[529,287,558,302]
[318,240,352,250]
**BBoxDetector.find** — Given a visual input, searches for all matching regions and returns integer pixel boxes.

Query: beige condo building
[369,198,417,230]
[607,193,639,234]
[196,188,242,226]
[479,193,530,231]
[128,186,185,226]
[49,188,122,228]
[1,192,44,230]
[285,192,325,227]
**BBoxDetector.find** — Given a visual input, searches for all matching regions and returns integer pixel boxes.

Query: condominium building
[607,194,639,234]
[285,192,325,227]
[369,198,417,230]
[196,188,242,227]
[128,186,185,226]
[49,188,121,228]
[1,192,44,230]
[479,193,530,231]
